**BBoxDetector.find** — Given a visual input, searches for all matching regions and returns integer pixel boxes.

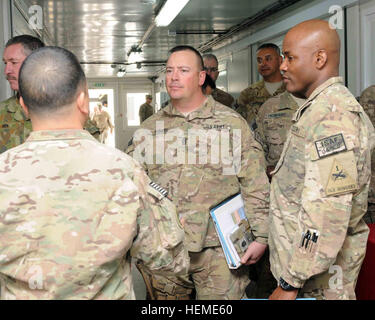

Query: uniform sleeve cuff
[254,236,268,245]
[281,271,305,289]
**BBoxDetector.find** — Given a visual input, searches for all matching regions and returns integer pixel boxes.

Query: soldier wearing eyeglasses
[203,54,235,109]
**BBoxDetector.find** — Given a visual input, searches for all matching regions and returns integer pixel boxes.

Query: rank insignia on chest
[315,133,347,159]
[2,124,9,128]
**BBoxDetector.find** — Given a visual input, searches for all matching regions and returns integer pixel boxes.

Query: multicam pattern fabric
[237,80,286,126]
[269,77,375,300]
[359,85,375,207]
[139,103,154,123]
[0,130,188,299]
[211,88,235,109]
[255,91,300,167]
[0,96,101,151]
[0,96,32,154]
[127,96,270,253]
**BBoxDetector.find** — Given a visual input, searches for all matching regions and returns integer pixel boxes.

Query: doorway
[88,88,115,148]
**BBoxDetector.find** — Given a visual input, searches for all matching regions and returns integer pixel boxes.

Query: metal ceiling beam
[198,0,304,53]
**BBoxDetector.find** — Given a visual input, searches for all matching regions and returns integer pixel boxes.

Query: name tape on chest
[149,181,168,198]
[315,133,347,159]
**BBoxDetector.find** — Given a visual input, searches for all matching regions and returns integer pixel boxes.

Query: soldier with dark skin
[269,20,374,300]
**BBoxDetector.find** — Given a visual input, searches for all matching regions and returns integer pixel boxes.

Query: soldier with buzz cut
[268,20,374,300]
[202,53,235,108]
[139,94,154,123]
[359,85,375,224]
[127,45,270,300]
[0,46,188,300]
[236,43,286,129]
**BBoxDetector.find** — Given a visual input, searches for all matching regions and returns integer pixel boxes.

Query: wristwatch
[279,277,298,291]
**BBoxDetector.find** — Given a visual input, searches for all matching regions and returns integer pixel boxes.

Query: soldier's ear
[76,90,89,116]
[19,97,29,117]
[315,49,328,70]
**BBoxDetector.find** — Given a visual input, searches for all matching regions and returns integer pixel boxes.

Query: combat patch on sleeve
[325,159,358,196]
[315,133,347,159]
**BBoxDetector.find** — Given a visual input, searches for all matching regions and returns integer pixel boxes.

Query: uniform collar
[278,92,300,111]
[27,129,96,142]
[163,95,215,120]
[292,77,343,122]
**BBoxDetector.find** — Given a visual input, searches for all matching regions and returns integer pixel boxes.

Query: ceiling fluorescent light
[155,0,190,27]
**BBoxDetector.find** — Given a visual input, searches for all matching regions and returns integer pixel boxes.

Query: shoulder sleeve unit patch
[314,133,347,159]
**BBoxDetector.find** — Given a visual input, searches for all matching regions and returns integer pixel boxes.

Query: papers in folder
[210,193,253,269]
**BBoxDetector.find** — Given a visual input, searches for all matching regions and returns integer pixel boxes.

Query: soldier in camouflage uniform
[127,45,270,300]
[92,103,114,144]
[269,20,374,300]
[1,35,44,154]
[139,95,154,123]
[0,46,188,300]
[203,54,235,108]
[255,91,305,178]
[237,43,286,127]
[359,86,375,224]
[0,35,100,154]
[247,91,305,299]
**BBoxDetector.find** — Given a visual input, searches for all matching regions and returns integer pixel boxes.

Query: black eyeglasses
[204,67,218,72]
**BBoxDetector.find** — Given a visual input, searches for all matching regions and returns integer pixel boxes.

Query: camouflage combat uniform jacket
[127,96,270,252]
[237,80,286,127]
[0,96,32,154]
[269,77,375,299]
[254,91,300,167]
[211,88,235,109]
[0,130,188,299]
[0,96,100,152]
[139,103,154,123]
[359,85,375,219]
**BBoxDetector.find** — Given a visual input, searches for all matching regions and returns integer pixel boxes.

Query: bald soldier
[237,43,286,128]
[203,54,235,108]
[127,45,270,300]
[268,20,374,300]
[359,86,375,224]
[1,35,100,154]
[0,46,188,299]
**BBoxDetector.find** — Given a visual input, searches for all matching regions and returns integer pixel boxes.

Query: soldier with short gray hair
[0,46,188,299]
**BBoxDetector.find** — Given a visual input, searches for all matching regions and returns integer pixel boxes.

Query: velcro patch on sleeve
[314,133,347,159]
[325,159,358,196]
